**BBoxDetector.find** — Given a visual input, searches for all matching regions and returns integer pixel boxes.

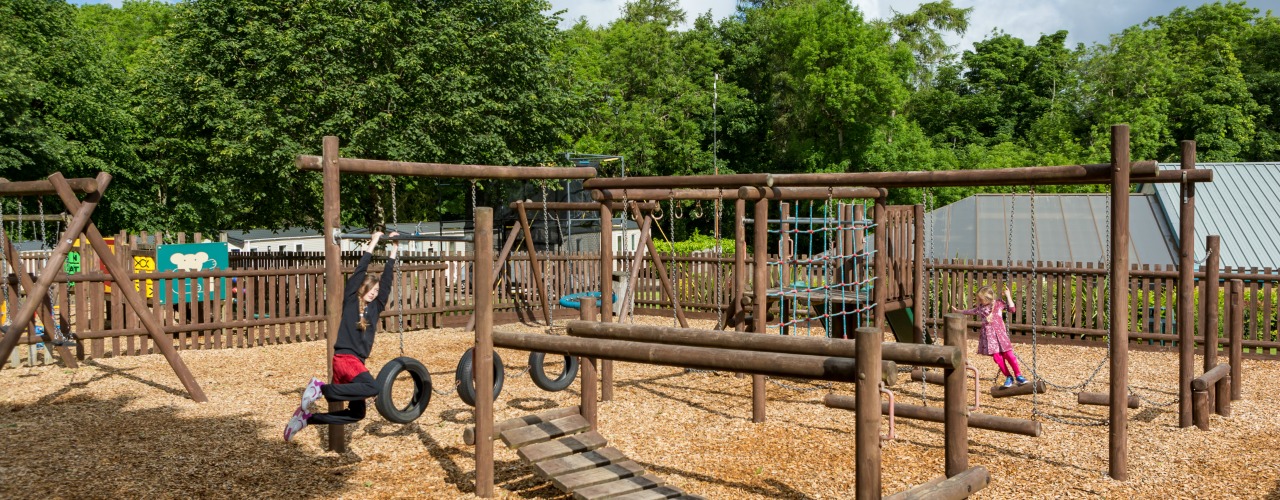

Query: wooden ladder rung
[501,414,591,449]
[553,460,645,492]
[518,431,608,463]
[535,447,628,479]
[573,474,666,500]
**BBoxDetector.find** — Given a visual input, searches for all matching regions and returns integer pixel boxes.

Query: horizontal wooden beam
[1191,364,1230,391]
[737,186,886,200]
[567,319,938,370]
[0,177,99,196]
[1078,391,1140,408]
[823,395,1043,437]
[50,264,445,283]
[767,161,1162,188]
[592,188,750,201]
[297,155,596,180]
[493,330,867,382]
[583,174,772,190]
[509,201,657,211]
[886,466,990,500]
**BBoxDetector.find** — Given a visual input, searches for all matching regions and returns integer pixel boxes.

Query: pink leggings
[991,351,1022,377]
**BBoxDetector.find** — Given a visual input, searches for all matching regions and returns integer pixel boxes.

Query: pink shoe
[284,407,310,442]
[301,377,325,412]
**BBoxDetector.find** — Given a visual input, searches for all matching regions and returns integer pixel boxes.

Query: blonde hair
[976,286,996,304]
[356,274,379,330]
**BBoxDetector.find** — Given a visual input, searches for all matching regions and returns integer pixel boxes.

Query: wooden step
[552,460,645,492]
[573,474,666,500]
[609,485,692,499]
[535,447,628,479]
[519,431,608,463]
[501,414,591,449]
[464,406,581,445]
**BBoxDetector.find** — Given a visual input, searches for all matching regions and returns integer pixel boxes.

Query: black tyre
[455,348,505,407]
[374,356,432,424]
[528,352,579,392]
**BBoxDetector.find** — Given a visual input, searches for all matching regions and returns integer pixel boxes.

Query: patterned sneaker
[1015,375,1028,386]
[284,407,310,442]
[1001,377,1014,389]
[300,377,325,412]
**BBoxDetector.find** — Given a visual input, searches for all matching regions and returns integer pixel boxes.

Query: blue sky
[71,0,1280,52]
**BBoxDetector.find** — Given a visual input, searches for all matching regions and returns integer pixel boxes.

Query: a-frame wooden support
[619,202,688,327]
[2,234,78,368]
[0,173,208,402]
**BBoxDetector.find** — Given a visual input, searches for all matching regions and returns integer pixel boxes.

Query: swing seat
[557,292,616,310]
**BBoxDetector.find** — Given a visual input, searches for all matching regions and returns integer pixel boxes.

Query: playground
[2,317,1277,498]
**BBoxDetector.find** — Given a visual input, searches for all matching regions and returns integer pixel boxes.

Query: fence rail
[4,235,1277,366]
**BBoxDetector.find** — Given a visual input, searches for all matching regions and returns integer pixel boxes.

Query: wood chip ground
[1,316,1277,498]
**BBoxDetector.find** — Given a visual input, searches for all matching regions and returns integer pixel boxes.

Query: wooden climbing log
[297,155,597,179]
[910,368,945,385]
[493,331,868,383]
[767,160,1161,188]
[988,379,1048,398]
[885,467,990,500]
[511,201,657,211]
[1079,391,1139,409]
[584,174,772,190]
[736,186,887,200]
[822,396,1043,437]
[566,319,949,371]
[1191,364,1230,391]
[1193,390,1210,431]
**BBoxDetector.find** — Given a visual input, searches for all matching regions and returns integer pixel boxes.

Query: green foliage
[651,230,735,255]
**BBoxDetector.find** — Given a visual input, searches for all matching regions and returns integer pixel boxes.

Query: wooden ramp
[487,407,703,500]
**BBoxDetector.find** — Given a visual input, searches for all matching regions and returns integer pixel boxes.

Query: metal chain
[714,188,725,329]
[391,177,406,356]
[0,199,8,327]
[766,377,833,393]
[669,193,678,327]
[541,182,554,334]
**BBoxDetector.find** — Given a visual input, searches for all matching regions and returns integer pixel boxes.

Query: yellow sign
[133,255,156,298]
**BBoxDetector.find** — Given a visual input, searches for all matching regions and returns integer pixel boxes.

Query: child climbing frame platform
[485,406,703,500]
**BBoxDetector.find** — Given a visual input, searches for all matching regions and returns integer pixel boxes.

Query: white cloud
[548,0,1280,52]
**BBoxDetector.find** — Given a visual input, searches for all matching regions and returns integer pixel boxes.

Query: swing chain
[669,192,678,327]
[390,177,406,357]
[541,182,555,334]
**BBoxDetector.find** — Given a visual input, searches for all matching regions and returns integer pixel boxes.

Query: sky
[545,0,1280,51]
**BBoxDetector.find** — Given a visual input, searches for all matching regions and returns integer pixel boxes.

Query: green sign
[157,242,229,304]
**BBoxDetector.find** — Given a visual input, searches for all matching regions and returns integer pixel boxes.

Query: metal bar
[1109,124,1131,481]
[0,177,99,195]
[493,331,864,381]
[297,155,596,179]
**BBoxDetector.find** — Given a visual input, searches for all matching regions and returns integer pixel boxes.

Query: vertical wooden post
[1109,124,1131,481]
[619,210,651,323]
[842,203,854,290]
[465,220,522,332]
[854,326,882,500]
[474,207,495,498]
[321,136,345,452]
[0,238,77,368]
[1192,390,1209,430]
[630,203,688,328]
[913,204,926,344]
[1177,140,1196,427]
[1229,279,1243,401]
[873,197,887,331]
[1203,235,1221,413]
[580,300,598,431]
[944,313,968,476]
[598,203,614,402]
[516,204,553,327]
[752,198,768,423]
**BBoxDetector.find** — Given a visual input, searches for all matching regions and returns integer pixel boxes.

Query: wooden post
[779,202,791,336]
[474,207,495,498]
[580,300,598,431]
[1109,124,1131,481]
[1192,389,1209,430]
[734,198,747,331]
[516,203,553,327]
[598,202,614,402]
[1229,279,1243,401]
[321,136,346,452]
[464,220,521,332]
[944,314,968,477]
[1203,235,1221,413]
[913,204,926,344]
[0,237,77,368]
[752,197,768,423]
[1177,140,1196,428]
[873,197,887,331]
[855,326,882,500]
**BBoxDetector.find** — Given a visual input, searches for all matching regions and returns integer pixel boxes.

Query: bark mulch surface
[1,317,1277,499]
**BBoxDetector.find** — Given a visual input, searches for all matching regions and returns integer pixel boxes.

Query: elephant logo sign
[169,252,217,271]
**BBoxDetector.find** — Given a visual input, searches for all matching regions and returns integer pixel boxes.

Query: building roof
[1142,162,1280,269]
[925,193,1177,266]
[224,227,321,244]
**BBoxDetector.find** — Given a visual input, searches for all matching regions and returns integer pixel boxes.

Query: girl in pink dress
[953,285,1027,389]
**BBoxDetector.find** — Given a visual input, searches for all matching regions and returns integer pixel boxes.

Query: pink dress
[960,300,1016,355]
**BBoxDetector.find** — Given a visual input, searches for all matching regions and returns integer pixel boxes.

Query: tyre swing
[523,185,579,392]
[455,180,508,407]
[373,178,432,424]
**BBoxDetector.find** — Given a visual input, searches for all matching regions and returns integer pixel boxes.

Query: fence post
[854,326,882,500]
[1229,279,1243,401]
